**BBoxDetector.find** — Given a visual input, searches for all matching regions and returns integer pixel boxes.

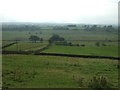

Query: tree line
[2,24,40,31]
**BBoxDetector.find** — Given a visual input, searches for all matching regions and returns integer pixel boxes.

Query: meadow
[42,45,118,57]
[2,28,118,41]
[3,42,47,51]
[2,24,119,88]
[2,41,13,47]
[3,54,118,88]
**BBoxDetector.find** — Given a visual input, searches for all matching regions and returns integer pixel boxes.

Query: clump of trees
[83,25,117,33]
[48,34,66,45]
[49,34,86,46]
[29,35,43,43]
[49,34,65,42]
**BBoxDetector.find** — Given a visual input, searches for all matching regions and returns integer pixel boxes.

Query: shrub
[102,43,107,46]
[95,42,100,46]
[49,34,65,42]
[77,77,84,87]
[81,44,85,47]
[88,75,112,88]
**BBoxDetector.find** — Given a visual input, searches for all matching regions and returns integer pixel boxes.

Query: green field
[2,24,119,88]
[42,45,118,57]
[3,55,118,88]
[2,29,118,41]
[3,42,47,51]
[2,41,14,47]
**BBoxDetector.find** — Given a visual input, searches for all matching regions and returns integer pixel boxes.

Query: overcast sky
[1,0,119,24]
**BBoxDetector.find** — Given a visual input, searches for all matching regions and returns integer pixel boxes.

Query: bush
[88,75,112,88]
[102,43,107,46]
[95,42,100,46]
[80,44,85,47]
[49,34,65,42]
[77,77,84,87]
[55,41,72,46]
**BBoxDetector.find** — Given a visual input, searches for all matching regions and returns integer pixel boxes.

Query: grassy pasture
[2,25,119,88]
[2,41,14,46]
[2,29,118,41]
[42,45,118,57]
[2,29,119,57]
[3,55,118,88]
[3,42,47,51]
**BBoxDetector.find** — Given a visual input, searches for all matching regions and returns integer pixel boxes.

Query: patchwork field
[3,55,118,88]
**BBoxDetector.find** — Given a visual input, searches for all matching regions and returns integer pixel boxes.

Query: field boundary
[33,43,52,54]
[2,42,119,60]
[34,53,120,60]
[2,43,52,54]
[2,42,17,49]
[2,50,119,60]
[2,50,33,54]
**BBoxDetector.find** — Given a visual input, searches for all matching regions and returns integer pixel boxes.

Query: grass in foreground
[3,55,118,88]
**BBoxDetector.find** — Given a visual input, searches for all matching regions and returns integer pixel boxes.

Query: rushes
[75,75,112,88]
[88,75,112,88]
